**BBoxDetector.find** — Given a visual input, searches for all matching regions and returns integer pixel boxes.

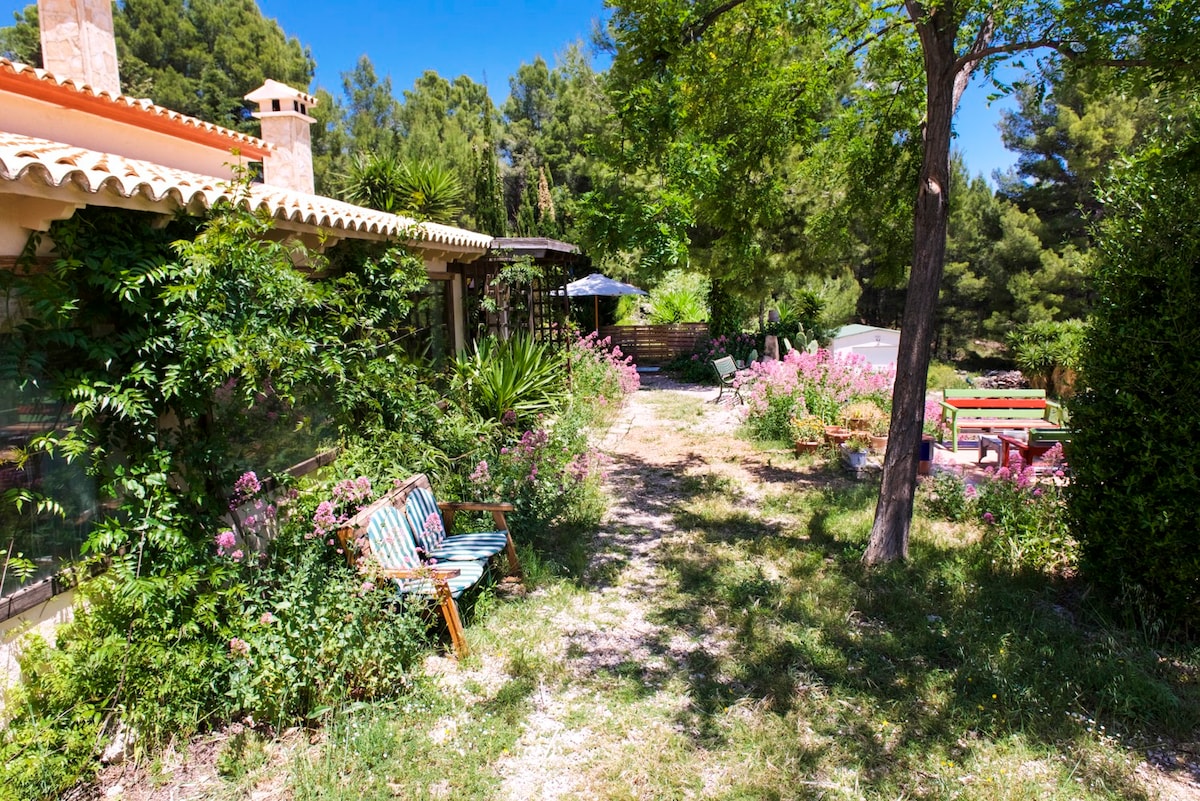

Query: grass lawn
[178,390,1200,800]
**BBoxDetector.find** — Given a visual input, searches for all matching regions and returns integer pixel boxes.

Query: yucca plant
[453,335,566,423]
[342,155,465,224]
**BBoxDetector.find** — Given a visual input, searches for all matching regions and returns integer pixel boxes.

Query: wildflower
[259,612,276,625]
[215,530,237,555]
[469,460,491,484]
[982,511,995,524]
[312,500,338,535]
[423,512,443,542]
[359,580,376,595]
[231,550,244,562]
[229,637,250,657]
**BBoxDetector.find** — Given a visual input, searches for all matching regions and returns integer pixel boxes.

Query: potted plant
[869,416,889,452]
[841,400,885,433]
[844,433,871,469]
[790,415,826,454]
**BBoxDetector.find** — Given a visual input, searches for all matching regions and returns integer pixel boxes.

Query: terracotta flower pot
[825,425,850,445]
[870,434,888,452]
[794,440,821,455]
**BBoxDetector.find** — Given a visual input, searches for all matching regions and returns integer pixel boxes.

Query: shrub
[672,332,758,382]
[921,448,1075,574]
[571,331,640,404]
[1008,319,1086,397]
[1070,116,1200,632]
[452,334,567,424]
[742,349,895,441]
[789,414,826,443]
[464,424,609,533]
[222,475,428,725]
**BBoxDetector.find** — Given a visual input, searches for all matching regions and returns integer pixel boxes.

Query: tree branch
[682,0,753,46]
[952,14,996,109]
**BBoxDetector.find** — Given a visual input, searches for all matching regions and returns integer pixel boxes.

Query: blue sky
[3,0,1019,182]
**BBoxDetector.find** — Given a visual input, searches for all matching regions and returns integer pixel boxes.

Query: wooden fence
[597,324,710,365]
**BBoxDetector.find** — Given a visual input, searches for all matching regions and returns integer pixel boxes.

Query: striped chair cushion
[429,531,509,562]
[367,505,422,571]
[406,487,447,553]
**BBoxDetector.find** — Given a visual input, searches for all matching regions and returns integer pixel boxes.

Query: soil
[78,374,1200,799]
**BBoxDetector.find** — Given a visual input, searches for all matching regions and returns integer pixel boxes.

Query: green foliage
[921,454,1075,575]
[641,268,709,324]
[118,0,313,133]
[1008,319,1086,396]
[0,4,39,62]
[1069,108,1200,633]
[926,361,969,391]
[343,154,465,223]
[223,483,428,725]
[1,2,312,133]
[0,191,442,790]
[452,335,567,424]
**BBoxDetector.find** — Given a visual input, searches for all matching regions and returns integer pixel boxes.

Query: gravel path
[494,374,744,799]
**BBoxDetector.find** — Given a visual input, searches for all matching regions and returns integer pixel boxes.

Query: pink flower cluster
[574,332,640,395]
[567,449,612,483]
[229,471,262,510]
[470,460,491,484]
[742,348,895,419]
[309,476,374,541]
[214,529,244,562]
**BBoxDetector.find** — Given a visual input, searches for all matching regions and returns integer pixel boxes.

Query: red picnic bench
[939,389,1067,453]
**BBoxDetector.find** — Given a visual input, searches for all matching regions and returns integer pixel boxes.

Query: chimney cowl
[245,80,318,121]
[245,80,317,195]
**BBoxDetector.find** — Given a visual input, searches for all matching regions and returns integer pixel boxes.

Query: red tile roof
[0,57,270,159]
[0,132,493,251]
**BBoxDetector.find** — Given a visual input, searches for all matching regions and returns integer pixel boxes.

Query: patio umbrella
[555,273,648,332]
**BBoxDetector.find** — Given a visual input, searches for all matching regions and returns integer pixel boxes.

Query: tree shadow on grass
[650,476,1200,797]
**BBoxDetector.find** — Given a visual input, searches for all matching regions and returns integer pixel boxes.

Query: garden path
[487,374,810,799]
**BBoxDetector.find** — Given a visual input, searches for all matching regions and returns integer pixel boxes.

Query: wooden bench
[940,389,1066,453]
[336,474,521,657]
[712,356,743,404]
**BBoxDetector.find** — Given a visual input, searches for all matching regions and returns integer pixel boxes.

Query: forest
[4,0,1179,360]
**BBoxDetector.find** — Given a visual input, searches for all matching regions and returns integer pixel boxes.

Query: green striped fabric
[404,485,508,563]
[367,505,422,570]
[367,504,485,598]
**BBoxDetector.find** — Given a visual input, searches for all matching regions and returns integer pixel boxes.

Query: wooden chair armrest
[438,501,515,513]
[380,566,462,580]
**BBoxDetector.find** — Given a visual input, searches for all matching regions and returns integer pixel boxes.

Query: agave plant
[395,160,465,224]
[453,335,566,423]
[342,154,465,224]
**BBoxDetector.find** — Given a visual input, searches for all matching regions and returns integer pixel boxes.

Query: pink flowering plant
[676,332,759,381]
[222,470,427,724]
[466,423,610,532]
[920,445,1074,573]
[742,349,895,441]
[571,331,641,403]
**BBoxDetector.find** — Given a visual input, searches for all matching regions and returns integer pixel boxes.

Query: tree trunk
[863,8,958,564]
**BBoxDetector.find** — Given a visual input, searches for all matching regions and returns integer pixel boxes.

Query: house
[831,324,901,370]
[0,0,496,627]
[0,0,494,348]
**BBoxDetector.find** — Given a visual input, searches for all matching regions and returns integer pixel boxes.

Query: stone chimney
[37,0,121,95]
[245,80,317,195]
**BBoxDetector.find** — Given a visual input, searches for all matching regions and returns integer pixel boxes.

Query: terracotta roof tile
[1,57,268,155]
[0,132,493,251]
